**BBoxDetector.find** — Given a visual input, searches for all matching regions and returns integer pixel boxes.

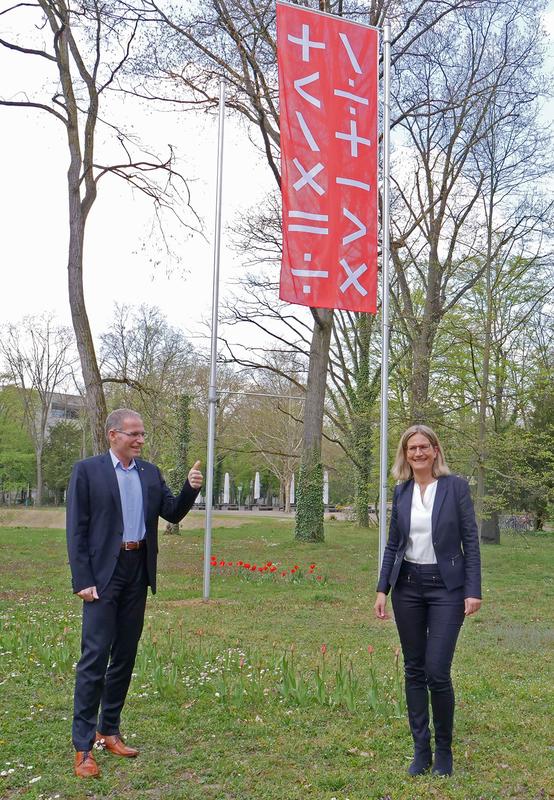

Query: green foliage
[42,421,82,500]
[0,386,35,494]
[295,454,324,542]
[167,393,191,493]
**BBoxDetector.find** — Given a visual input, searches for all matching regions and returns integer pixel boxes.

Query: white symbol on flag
[339,32,362,73]
[342,208,366,244]
[291,253,328,295]
[336,177,370,191]
[293,159,325,195]
[340,259,368,296]
[288,210,329,235]
[333,89,368,105]
[294,73,321,108]
[296,111,320,151]
[335,120,371,157]
[288,24,325,62]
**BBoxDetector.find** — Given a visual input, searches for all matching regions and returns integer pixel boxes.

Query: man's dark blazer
[376,474,481,599]
[66,453,199,595]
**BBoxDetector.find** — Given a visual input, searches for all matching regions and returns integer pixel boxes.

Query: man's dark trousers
[72,549,148,752]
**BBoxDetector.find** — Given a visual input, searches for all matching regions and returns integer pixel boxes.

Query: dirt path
[0,507,296,529]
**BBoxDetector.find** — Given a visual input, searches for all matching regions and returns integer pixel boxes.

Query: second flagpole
[378,23,391,572]
[203,78,226,602]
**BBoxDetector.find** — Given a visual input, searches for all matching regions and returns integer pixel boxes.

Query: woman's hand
[374,592,390,620]
[464,597,481,616]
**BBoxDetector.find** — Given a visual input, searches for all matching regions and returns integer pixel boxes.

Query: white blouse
[405,480,438,564]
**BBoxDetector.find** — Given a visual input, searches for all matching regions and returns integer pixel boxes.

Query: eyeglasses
[114,429,147,440]
[407,443,432,454]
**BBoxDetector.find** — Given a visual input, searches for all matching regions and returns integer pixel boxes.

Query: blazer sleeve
[66,461,95,593]
[376,484,400,595]
[456,477,482,599]
[157,468,200,524]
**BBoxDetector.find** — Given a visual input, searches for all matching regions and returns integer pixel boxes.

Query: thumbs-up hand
[188,460,203,489]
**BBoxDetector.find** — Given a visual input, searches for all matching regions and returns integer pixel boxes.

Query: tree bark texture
[295,308,333,542]
[42,3,108,452]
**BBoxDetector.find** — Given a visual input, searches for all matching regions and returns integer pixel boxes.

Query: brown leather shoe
[74,750,100,778]
[95,732,139,757]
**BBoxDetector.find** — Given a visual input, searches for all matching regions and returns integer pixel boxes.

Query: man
[66,408,203,778]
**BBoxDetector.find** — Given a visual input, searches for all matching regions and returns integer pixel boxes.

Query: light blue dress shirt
[109,450,146,542]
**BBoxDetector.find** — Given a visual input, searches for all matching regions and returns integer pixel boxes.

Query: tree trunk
[54,16,107,455]
[67,234,107,453]
[354,460,370,527]
[295,308,333,542]
[35,443,43,507]
[475,188,494,540]
[352,313,377,528]
[409,257,440,424]
[481,511,500,544]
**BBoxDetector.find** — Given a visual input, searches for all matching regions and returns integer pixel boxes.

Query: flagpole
[378,23,391,572]
[203,78,226,602]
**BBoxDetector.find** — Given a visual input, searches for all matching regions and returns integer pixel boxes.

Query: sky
[1,3,553,358]
[0,89,273,351]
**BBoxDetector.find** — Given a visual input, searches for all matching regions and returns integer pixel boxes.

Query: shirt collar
[109,449,137,471]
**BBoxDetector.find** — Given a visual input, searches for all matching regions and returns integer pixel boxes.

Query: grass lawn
[0,520,552,800]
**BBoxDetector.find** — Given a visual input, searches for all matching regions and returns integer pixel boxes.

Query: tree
[0,315,75,505]
[165,393,192,533]
[100,304,198,465]
[43,420,82,503]
[0,384,35,503]
[389,1,550,424]
[133,0,497,541]
[230,364,304,514]
[0,0,198,451]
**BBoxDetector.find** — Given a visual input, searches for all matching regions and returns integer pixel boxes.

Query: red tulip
[237,560,244,566]
[321,643,327,655]
[367,645,374,655]
[316,575,323,581]
[244,563,250,569]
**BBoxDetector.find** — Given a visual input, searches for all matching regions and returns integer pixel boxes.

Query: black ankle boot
[405,684,432,776]
[431,689,454,776]
[432,748,453,776]
[408,748,433,776]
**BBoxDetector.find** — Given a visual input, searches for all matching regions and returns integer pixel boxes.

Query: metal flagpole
[203,78,226,602]
[378,23,391,571]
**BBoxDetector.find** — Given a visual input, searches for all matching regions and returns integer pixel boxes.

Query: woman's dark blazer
[376,474,481,599]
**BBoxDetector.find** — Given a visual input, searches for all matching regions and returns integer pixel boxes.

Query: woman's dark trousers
[392,562,465,762]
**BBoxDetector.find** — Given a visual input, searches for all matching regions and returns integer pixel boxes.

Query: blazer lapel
[102,452,123,523]
[136,459,149,520]
[397,480,414,541]
[431,476,448,538]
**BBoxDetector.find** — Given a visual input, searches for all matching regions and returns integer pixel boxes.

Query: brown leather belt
[120,540,145,551]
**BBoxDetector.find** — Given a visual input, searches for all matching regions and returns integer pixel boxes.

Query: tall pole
[203,78,226,602]
[378,23,391,571]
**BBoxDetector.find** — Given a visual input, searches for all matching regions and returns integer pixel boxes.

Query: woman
[374,425,481,777]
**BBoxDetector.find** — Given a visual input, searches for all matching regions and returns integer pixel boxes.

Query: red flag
[277,1,379,313]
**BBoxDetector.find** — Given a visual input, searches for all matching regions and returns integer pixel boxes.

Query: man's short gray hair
[105,409,142,440]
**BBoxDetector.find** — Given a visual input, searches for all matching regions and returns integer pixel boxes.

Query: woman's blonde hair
[391,424,451,481]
